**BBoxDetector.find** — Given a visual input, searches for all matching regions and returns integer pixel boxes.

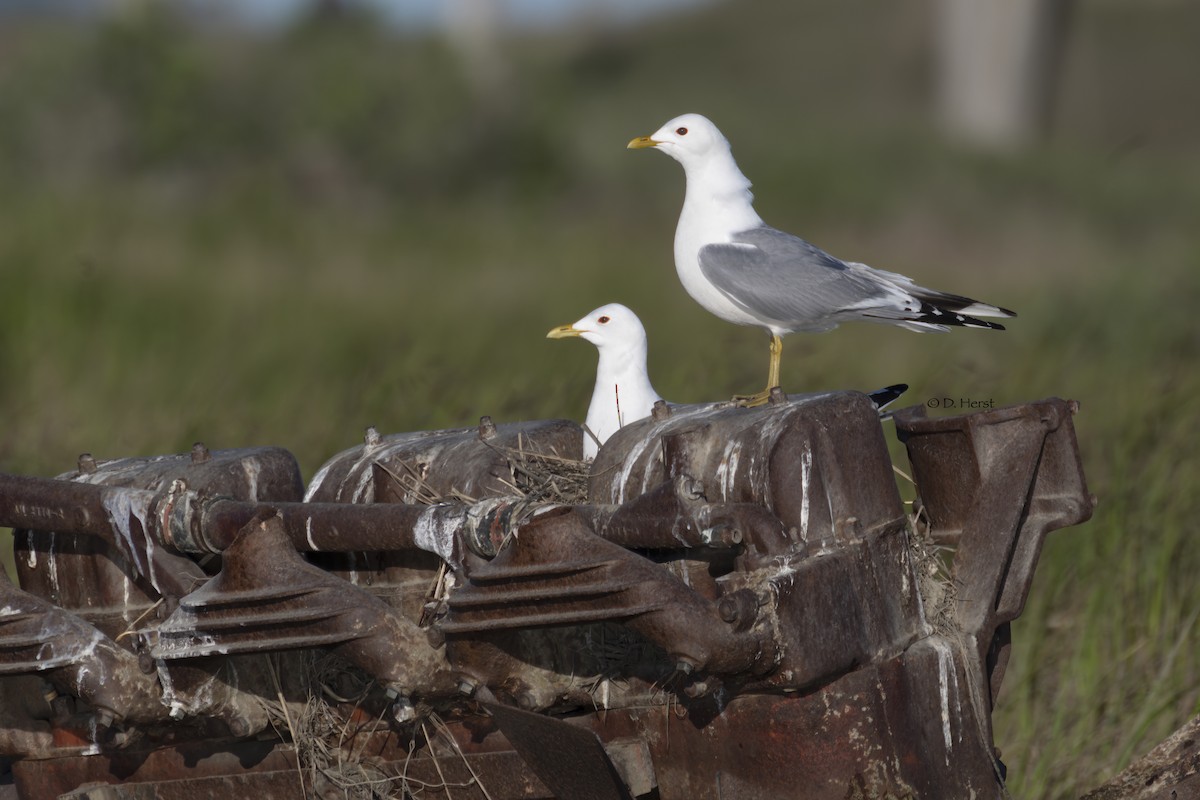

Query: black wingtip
[915,300,1009,331]
[868,383,909,410]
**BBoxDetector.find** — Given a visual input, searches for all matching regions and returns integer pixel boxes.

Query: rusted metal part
[151,513,458,703]
[0,398,1095,798]
[379,635,999,800]
[0,472,510,564]
[484,702,634,800]
[8,445,303,607]
[0,474,205,601]
[146,656,282,738]
[0,675,57,759]
[445,506,776,678]
[0,473,781,570]
[895,398,1094,708]
[752,517,926,692]
[575,636,1003,799]
[573,474,788,554]
[0,573,167,735]
[589,393,903,552]
[305,418,582,504]
[297,417,582,607]
[56,772,309,799]
[10,739,300,800]
[173,494,498,560]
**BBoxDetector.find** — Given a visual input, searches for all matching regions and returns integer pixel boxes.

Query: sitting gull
[547,303,663,459]
[548,302,910,459]
[628,113,1015,406]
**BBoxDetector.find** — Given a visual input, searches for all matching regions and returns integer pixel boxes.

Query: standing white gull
[547,303,664,459]
[628,113,1015,406]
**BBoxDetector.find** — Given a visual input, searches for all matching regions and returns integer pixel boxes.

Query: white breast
[673,194,766,328]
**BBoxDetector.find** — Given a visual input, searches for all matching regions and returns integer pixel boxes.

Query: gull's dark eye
[598,316,611,324]
[676,127,688,136]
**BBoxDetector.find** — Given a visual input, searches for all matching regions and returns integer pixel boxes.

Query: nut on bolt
[478,415,498,440]
[78,453,98,474]
[364,426,381,448]
[391,695,416,724]
[384,685,418,723]
[674,658,697,676]
[717,588,759,631]
[191,442,211,464]
[705,524,743,547]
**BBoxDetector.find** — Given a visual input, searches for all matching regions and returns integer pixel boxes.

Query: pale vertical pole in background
[444,0,513,111]
[936,0,1072,151]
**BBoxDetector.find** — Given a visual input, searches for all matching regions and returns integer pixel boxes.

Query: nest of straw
[905,500,960,637]
[375,438,590,509]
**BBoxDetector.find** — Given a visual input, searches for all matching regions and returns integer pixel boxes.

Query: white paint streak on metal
[614,432,658,505]
[81,717,103,755]
[613,404,715,504]
[122,574,133,624]
[324,428,441,503]
[156,661,187,719]
[351,465,375,504]
[753,407,793,507]
[305,517,318,551]
[799,442,813,543]
[32,626,104,671]
[715,439,743,501]
[303,457,338,502]
[46,535,60,600]
[414,504,468,568]
[241,458,261,501]
[932,637,956,765]
[639,446,665,497]
[100,488,159,592]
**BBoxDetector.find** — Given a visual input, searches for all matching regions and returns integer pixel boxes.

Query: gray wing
[697,226,898,332]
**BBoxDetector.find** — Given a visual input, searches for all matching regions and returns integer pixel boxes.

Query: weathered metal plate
[13,446,303,624]
[304,418,582,504]
[589,392,903,548]
[0,398,1100,798]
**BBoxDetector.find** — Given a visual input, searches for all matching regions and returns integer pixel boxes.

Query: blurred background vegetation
[0,1,1197,797]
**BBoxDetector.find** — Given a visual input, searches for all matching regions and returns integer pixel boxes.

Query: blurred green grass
[0,2,1197,797]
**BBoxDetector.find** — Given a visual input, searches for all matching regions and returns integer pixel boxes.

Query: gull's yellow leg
[767,334,783,391]
[733,333,784,407]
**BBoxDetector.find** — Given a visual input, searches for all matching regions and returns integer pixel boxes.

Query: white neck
[586,341,659,447]
[593,343,656,401]
[678,150,763,237]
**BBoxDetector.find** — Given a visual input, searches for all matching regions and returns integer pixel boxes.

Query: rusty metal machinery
[0,394,1094,799]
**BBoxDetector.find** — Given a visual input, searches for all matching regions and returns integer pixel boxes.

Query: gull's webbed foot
[731,387,774,408]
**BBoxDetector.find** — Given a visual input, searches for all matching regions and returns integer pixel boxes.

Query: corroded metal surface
[895,397,1095,711]
[0,394,1096,797]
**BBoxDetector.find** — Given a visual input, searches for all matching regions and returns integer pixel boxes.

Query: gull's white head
[547,302,662,459]
[627,113,732,168]
[546,303,648,352]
